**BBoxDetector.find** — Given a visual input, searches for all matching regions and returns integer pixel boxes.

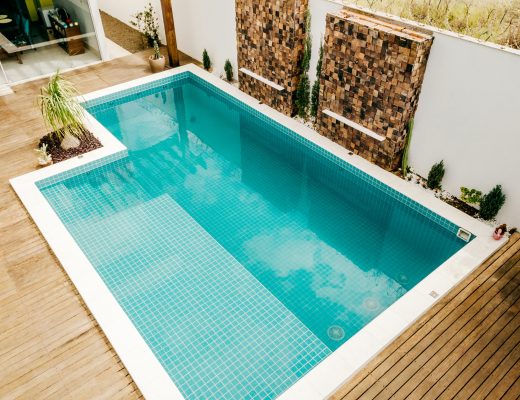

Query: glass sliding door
[0,0,102,84]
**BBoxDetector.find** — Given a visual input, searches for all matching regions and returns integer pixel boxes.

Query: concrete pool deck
[1,54,518,399]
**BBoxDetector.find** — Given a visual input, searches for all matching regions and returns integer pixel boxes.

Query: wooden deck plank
[405,304,520,399]
[0,50,195,400]
[331,236,520,400]
[385,269,520,398]
[333,234,520,400]
[450,329,520,399]
[354,252,520,398]
[467,342,520,400]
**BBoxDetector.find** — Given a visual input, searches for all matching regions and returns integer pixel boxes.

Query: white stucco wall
[308,0,343,83]
[410,33,520,226]
[97,0,167,44]
[171,0,237,79]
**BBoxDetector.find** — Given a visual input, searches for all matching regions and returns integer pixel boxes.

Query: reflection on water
[80,79,465,350]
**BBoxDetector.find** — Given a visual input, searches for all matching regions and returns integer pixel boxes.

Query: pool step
[70,193,332,399]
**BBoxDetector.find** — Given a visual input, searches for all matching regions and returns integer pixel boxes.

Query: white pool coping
[10,64,506,400]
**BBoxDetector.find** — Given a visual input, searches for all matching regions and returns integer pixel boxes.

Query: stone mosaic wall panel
[236,0,308,116]
[317,9,433,170]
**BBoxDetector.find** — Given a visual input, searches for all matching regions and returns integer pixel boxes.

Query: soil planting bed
[39,130,102,163]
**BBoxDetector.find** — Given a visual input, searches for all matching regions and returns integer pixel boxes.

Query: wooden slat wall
[332,233,520,400]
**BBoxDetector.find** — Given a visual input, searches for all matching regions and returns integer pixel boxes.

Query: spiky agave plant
[39,71,85,149]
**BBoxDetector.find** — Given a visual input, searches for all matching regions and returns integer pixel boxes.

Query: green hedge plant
[202,49,211,71]
[479,185,506,220]
[295,11,311,118]
[38,71,84,149]
[401,118,414,177]
[310,40,323,118]
[224,59,233,82]
[426,160,445,190]
[460,187,482,204]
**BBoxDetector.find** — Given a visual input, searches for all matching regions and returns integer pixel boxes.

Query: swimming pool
[11,66,501,400]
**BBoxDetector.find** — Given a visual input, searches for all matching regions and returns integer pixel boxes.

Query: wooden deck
[1,51,518,400]
[333,233,520,400]
[0,50,198,399]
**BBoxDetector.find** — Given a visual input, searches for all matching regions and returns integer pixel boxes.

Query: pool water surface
[38,73,468,399]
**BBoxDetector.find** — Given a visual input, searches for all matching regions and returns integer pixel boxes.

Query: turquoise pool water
[39,73,468,399]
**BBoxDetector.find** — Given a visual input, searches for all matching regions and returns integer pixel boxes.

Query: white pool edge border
[10,64,506,400]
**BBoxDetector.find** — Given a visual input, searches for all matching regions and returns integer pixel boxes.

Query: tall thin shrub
[202,49,211,71]
[130,2,161,47]
[296,11,312,118]
[479,185,506,220]
[310,40,323,117]
[224,59,233,81]
[38,71,84,141]
[295,75,310,118]
[426,160,445,190]
[401,118,414,176]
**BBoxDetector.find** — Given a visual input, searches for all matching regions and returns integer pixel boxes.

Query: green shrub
[295,74,310,118]
[310,41,323,117]
[152,40,161,60]
[130,2,161,47]
[310,79,320,117]
[479,185,506,220]
[460,187,482,204]
[202,49,211,70]
[351,0,519,50]
[224,59,233,81]
[426,160,445,189]
[401,118,414,176]
[296,11,312,118]
[38,71,84,142]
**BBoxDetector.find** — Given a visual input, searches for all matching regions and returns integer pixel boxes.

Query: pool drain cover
[327,325,345,341]
[397,272,409,284]
[363,297,380,311]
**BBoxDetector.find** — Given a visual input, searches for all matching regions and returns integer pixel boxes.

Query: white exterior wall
[308,0,343,83]
[410,33,520,226]
[97,0,519,226]
[171,0,237,79]
[97,0,167,44]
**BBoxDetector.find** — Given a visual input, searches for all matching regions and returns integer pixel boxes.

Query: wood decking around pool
[1,52,518,400]
[0,49,199,400]
[332,232,520,400]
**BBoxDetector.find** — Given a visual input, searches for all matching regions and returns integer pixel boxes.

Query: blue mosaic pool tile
[62,194,332,399]
[82,72,190,113]
[37,70,472,400]
[36,150,129,189]
[187,74,468,238]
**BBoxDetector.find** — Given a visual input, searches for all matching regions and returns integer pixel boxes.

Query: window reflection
[0,0,101,84]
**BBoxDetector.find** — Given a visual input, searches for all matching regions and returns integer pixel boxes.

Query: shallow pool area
[29,70,472,399]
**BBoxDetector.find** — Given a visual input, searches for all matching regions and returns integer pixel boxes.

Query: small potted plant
[35,143,52,166]
[149,40,165,73]
[38,71,85,149]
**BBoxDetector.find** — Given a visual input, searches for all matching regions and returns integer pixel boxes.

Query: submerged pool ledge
[10,64,507,400]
